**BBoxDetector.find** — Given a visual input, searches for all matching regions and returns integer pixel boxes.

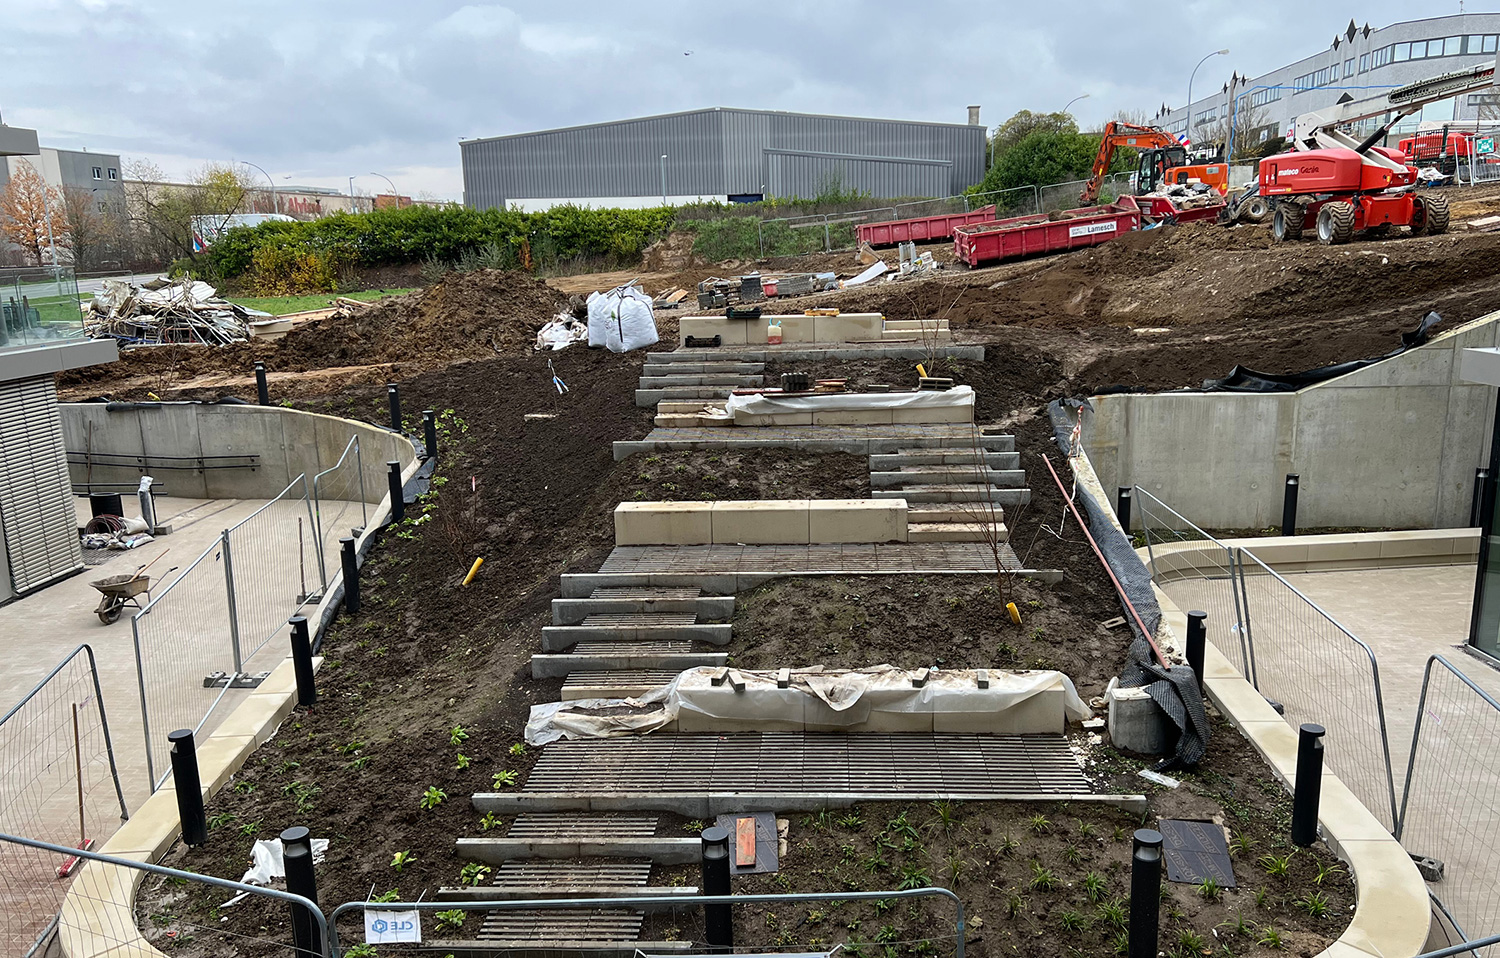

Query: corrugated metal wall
[462,108,987,209]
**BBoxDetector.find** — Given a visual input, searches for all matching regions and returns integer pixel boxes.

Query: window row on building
[1357,33,1498,74]
[90,166,118,181]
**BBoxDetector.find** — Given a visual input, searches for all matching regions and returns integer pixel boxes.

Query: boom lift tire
[1316,201,1356,245]
[1272,203,1304,242]
[1425,194,1450,235]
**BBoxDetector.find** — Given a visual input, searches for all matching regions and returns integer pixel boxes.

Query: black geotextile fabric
[1202,311,1444,393]
[1049,398,1209,769]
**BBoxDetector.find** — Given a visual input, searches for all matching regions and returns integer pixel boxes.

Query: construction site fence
[131,459,367,791]
[0,647,129,958]
[1396,655,1500,945]
[1134,489,1399,832]
[0,830,326,958]
[1037,173,1135,214]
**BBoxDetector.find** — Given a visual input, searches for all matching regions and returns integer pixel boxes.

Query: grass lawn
[226,288,415,315]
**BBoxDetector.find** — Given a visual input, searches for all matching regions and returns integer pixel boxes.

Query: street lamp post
[348,175,359,213]
[369,171,398,208]
[1187,49,1230,144]
[660,154,668,207]
[1062,93,1090,117]
[244,162,279,215]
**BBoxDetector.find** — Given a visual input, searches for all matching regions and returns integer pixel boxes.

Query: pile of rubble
[85,277,266,346]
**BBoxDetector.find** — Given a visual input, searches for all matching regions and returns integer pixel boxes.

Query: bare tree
[61,186,111,270]
[122,159,256,266]
[1198,101,1273,161]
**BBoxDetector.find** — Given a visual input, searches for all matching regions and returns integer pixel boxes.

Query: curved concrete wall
[1084,310,1500,530]
[59,402,416,501]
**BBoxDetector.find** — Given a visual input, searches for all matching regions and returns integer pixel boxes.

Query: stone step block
[873,485,1031,505]
[907,504,1005,523]
[870,451,1020,469]
[551,596,734,625]
[638,375,765,387]
[457,836,701,865]
[532,650,728,678]
[653,415,731,428]
[540,623,732,651]
[641,362,764,374]
[906,521,1010,543]
[869,468,1027,488]
[882,319,951,331]
[635,386,736,407]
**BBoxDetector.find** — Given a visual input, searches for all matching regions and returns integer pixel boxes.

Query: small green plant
[508,742,527,757]
[459,863,491,886]
[1028,813,1052,834]
[1259,852,1293,878]
[1077,820,1097,839]
[239,820,261,837]
[1005,891,1027,918]
[207,812,237,831]
[233,781,256,795]
[1112,826,1126,842]
[1314,860,1346,885]
[884,810,919,841]
[683,820,706,833]
[1057,909,1086,932]
[345,945,378,958]
[1258,926,1285,949]
[372,888,400,903]
[433,909,465,932]
[390,850,413,872]
[419,786,446,810]
[1218,913,1257,937]
[1255,887,1271,910]
[1295,891,1331,918]
[1082,871,1107,902]
[807,908,826,924]
[479,812,501,831]
[837,811,864,829]
[1198,877,1223,902]
[1097,898,1127,930]
[860,854,888,874]
[1028,861,1059,892]
[337,739,365,756]
[492,770,518,788]
[346,756,371,772]
[840,842,858,865]
[449,726,468,746]
[996,833,1020,856]
[1063,844,1083,867]
[1228,832,1255,857]
[929,800,959,831]
[455,753,470,770]
[1111,931,1129,955]
[898,862,931,890]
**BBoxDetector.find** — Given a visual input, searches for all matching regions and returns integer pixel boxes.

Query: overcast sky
[0,0,1487,200]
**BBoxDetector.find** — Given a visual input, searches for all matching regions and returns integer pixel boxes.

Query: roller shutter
[0,376,82,593]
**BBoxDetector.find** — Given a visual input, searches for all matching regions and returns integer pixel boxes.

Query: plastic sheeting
[525,665,1090,745]
[1203,311,1443,392]
[587,285,659,353]
[1050,398,1208,768]
[724,385,974,419]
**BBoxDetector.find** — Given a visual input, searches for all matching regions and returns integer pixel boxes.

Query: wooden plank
[735,817,757,867]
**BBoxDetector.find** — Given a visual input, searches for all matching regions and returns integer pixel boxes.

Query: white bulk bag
[586,285,658,353]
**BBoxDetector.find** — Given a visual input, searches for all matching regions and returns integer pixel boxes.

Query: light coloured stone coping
[680,313,892,346]
[614,499,907,546]
[56,452,424,958]
[1144,528,1478,582]
[1065,442,1433,955]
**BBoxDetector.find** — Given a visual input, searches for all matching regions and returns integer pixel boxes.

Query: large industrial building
[460,107,989,211]
[1159,13,1500,157]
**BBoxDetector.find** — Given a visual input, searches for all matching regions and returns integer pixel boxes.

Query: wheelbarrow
[89,552,174,625]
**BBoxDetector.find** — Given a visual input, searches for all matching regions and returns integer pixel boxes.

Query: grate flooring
[570,640,694,654]
[589,587,702,600]
[477,908,643,942]
[523,732,1089,795]
[580,613,697,627]
[507,814,657,839]
[491,861,653,888]
[600,542,1021,574]
[563,670,680,691]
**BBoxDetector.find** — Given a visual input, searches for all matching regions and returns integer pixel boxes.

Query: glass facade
[0,267,85,352]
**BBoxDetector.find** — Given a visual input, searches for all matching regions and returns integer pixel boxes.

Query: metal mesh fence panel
[1134,489,1254,682]
[0,647,128,957]
[1,832,328,958]
[225,474,319,664]
[130,537,238,789]
[1037,173,1134,213]
[1397,655,1500,945]
[312,436,366,586]
[1236,547,1399,830]
[964,186,1040,217]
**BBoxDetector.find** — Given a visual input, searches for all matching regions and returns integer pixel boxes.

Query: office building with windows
[1157,14,1500,157]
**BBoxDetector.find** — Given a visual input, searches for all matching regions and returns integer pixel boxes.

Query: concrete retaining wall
[1083,311,1500,530]
[614,499,907,545]
[59,402,416,501]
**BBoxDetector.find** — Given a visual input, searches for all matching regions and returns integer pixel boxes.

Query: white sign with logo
[365,909,422,944]
[1068,221,1119,239]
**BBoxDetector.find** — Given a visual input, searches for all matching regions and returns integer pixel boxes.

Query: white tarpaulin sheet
[724,385,973,419]
[524,665,1089,745]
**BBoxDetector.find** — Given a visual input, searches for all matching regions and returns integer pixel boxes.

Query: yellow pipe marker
[462,557,484,586]
[1006,601,1021,625]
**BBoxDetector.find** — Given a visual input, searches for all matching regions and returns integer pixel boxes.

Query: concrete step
[873,485,1032,505]
[640,363,764,374]
[437,884,699,908]
[562,670,682,700]
[881,331,953,341]
[552,595,734,625]
[635,386,736,407]
[457,836,701,865]
[907,504,1005,523]
[653,415,730,427]
[646,352,758,364]
[532,650,728,678]
[869,468,1027,488]
[562,573,742,598]
[637,375,764,387]
[871,451,1020,469]
[657,400,727,414]
[907,521,1010,543]
[882,320,951,331]
[540,622,732,652]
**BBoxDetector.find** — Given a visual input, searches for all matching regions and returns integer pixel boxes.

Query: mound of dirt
[641,231,705,271]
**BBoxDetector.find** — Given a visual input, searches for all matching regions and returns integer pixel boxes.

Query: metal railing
[312,436,366,569]
[0,647,129,957]
[1397,655,1500,946]
[0,831,326,958]
[1135,488,1255,683]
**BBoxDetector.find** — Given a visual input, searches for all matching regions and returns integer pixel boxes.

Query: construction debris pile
[85,278,266,346]
[1140,181,1224,211]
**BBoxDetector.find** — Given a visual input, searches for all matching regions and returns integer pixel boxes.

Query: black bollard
[1281,474,1300,537]
[387,383,402,432]
[1473,468,1491,527]
[288,616,316,707]
[1292,723,1326,846]
[386,460,404,523]
[340,536,360,614]
[254,361,269,406]
[423,409,438,461]
[168,729,207,846]
[281,826,322,958]
[1116,486,1133,531]
[1128,828,1163,958]
[700,825,734,953]
[1185,610,1207,693]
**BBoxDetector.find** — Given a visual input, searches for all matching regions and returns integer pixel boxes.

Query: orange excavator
[1079,121,1229,206]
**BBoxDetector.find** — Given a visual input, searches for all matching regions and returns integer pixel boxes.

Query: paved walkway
[600,542,1022,575]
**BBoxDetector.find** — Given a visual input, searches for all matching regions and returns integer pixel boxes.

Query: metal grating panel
[571,640,694,654]
[590,587,702,600]
[0,376,83,594]
[492,861,652,888]
[563,671,681,689]
[523,733,1090,795]
[478,908,644,942]
[580,613,697,627]
[508,814,658,839]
